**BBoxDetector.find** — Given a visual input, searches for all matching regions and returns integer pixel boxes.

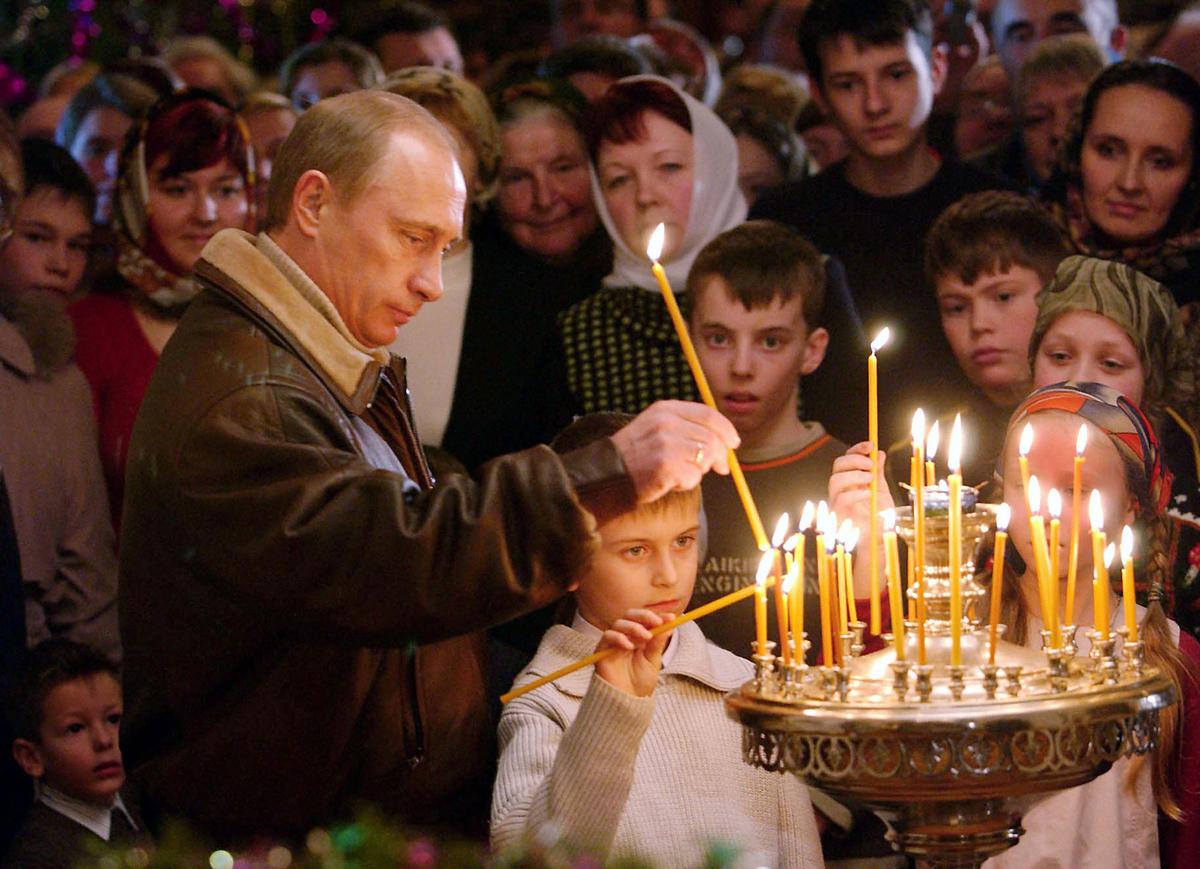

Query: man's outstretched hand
[611,401,740,503]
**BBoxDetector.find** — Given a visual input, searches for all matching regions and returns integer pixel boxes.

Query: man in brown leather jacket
[117,90,738,841]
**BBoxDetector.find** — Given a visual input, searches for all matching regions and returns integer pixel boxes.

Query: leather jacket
[118,230,635,839]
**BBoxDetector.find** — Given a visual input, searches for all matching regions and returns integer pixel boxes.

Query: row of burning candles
[749,414,1139,671]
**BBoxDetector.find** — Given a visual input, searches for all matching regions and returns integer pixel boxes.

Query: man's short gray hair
[263,89,458,231]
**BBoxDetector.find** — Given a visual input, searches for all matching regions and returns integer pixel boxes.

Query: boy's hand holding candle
[595,609,672,698]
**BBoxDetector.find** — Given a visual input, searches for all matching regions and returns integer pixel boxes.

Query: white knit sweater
[491,620,824,867]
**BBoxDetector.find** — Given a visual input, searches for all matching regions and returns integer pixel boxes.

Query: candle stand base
[1004,666,1023,697]
[980,663,999,699]
[1046,649,1069,693]
[1124,638,1145,675]
[1088,631,1119,685]
[1063,625,1078,658]
[751,642,776,690]
[948,665,966,700]
[890,660,911,701]
[916,664,934,703]
[851,621,866,658]
[880,799,1023,869]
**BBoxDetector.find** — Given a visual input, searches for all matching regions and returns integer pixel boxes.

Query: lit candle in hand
[1089,490,1109,641]
[1121,525,1137,643]
[868,327,890,636]
[989,503,1011,665]
[772,514,791,667]
[883,509,905,660]
[646,223,768,549]
[755,549,772,654]
[1066,424,1087,628]
[925,419,939,488]
[948,415,963,666]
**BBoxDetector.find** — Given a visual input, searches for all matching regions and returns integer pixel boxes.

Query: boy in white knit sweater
[491,414,824,867]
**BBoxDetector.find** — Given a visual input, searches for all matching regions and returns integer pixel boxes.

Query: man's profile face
[815,32,942,164]
[992,0,1101,77]
[374,28,463,74]
[316,131,465,348]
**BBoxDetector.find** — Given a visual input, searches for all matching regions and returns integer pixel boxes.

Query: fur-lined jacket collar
[0,291,75,380]
[194,229,391,415]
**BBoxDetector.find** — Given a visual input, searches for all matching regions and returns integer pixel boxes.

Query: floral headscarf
[113,89,254,316]
[1008,381,1172,517]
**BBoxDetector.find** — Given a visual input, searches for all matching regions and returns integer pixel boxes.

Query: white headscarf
[591,75,747,291]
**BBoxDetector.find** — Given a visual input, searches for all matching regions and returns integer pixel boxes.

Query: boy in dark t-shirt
[752,0,1014,448]
[686,222,847,661]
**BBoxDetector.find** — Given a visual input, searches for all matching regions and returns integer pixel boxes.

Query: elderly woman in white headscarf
[557,75,746,415]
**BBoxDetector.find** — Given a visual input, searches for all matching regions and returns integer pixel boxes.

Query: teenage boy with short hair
[685,221,847,659]
[922,190,1070,486]
[752,0,1011,446]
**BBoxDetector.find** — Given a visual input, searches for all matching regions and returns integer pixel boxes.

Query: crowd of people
[2,0,1200,866]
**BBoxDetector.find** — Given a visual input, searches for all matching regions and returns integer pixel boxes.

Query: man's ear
[799,326,830,376]
[12,739,44,779]
[291,169,334,239]
[930,43,950,97]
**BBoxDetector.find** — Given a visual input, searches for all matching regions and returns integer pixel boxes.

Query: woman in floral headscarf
[1042,59,1200,305]
[68,89,253,531]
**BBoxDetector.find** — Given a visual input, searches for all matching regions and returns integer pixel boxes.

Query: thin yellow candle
[1102,542,1116,639]
[791,502,815,657]
[1121,525,1137,643]
[912,410,927,665]
[948,415,964,666]
[1066,424,1087,625]
[843,523,861,626]
[989,504,1011,665]
[1048,487,1062,609]
[1089,489,1109,641]
[925,419,939,487]
[646,224,767,549]
[770,515,791,667]
[906,544,916,622]
[868,327,890,636]
[1018,422,1034,496]
[754,549,771,653]
[835,542,849,636]
[784,560,801,659]
[883,510,905,659]
[1028,476,1060,648]
[908,455,919,622]
[817,526,833,665]
[501,571,779,703]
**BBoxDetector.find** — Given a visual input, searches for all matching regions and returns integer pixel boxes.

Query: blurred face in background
[289,61,362,112]
[498,111,598,262]
[954,60,1014,159]
[734,132,785,207]
[243,106,296,226]
[67,106,133,224]
[1021,71,1090,184]
[0,187,92,300]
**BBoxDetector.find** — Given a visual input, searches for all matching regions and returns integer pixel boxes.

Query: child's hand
[829,441,894,532]
[594,609,671,698]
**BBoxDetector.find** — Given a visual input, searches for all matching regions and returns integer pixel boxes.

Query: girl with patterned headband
[985,381,1200,868]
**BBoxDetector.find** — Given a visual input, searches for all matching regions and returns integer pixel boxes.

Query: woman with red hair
[69,90,253,533]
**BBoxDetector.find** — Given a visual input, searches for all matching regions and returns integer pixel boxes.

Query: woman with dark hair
[67,91,253,531]
[556,75,747,416]
[719,103,803,208]
[1043,59,1200,303]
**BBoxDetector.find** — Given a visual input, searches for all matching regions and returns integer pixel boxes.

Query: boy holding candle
[682,221,848,661]
[491,413,825,867]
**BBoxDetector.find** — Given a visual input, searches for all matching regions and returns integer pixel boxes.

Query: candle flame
[883,507,896,532]
[816,500,828,532]
[1104,541,1116,568]
[1028,475,1042,514]
[948,414,963,474]
[1047,488,1062,519]
[783,533,801,553]
[870,326,891,354]
[1121,525,1134,564]
[1088,489,1103,531]
[1019,422,1034,457]
[926,419,940,461]
[799,500,815,532]
[646,223,665,261]
[1076,423,1088,456]
[844,525,860,552]
[996,502,1011,532]
[755,549,774,586]
[782,560,799,595]
[836,517,854,544]
[911,408,926,444]
[825,510,839,539]
[772,513,790,548]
